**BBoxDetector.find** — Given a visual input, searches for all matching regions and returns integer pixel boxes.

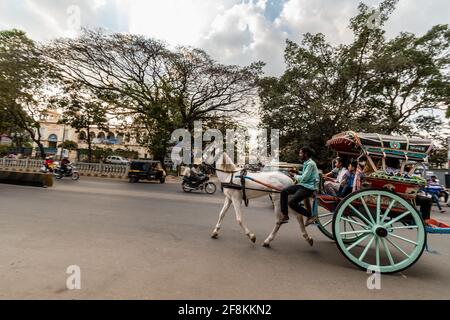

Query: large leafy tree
[44,30,262,162]
[0,29,54,159]
[259,0,450,166]
[57,86,110,163]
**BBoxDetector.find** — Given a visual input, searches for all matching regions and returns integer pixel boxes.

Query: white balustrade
[0,158,129,177]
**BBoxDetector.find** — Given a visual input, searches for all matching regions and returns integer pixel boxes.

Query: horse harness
[204,163,283,207]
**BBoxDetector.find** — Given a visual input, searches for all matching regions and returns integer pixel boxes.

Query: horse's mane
[216,152,238,172]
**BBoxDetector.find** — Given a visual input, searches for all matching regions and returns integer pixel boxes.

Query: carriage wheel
[333,189,426,274]
[317,203,366,243]
[316,206,335,240]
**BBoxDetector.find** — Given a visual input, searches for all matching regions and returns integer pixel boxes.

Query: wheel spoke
[319,212,334,218]
[359,236,375,261]
[346,234,371,251]
[361,197,376,225]
[375,237,380,267]
[341,217,370,229]
[322,219,333,228]
[388,233,418,246]
[381,238,395,266]
[380,199,396,224]
[384,211,411,227]
[349,204,373,227]
[349,219,356,232]
[340,230,372,236]
[386,237,410,259]
[376,195,381,225]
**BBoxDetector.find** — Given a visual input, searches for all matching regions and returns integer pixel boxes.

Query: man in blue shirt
[280,146,319,226]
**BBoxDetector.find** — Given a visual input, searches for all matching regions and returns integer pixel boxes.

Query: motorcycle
[182,174,217,194]
[421,182,450,208]
[53,164,80,181]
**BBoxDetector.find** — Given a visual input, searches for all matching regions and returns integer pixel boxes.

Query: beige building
[35,110,150,160]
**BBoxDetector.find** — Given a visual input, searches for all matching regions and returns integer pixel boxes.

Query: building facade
[35,110,150,161]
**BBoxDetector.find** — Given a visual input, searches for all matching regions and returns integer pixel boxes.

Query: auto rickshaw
[128,160,166,183]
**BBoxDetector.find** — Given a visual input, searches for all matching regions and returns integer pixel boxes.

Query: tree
[0,29,55,159]
[57,86,109,162]
[58,140,78,151]
[429,147,448,169]
[44,29,262,162]
[259,0,450,167]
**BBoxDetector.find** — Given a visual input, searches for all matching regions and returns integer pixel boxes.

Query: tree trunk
[87,127,93,163]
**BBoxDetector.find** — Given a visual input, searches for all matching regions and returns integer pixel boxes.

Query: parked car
[128,160,166,183]
[104,155,129,165]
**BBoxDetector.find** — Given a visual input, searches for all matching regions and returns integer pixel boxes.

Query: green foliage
[56,85,109,162]
[0,29,53,158]
[45,30,262,161]
[429,147,448,168]
[58,140,78,151]
[0,145,13,156]
[259,0,450,167]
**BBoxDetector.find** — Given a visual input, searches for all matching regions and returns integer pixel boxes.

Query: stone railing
[0,158,129,179]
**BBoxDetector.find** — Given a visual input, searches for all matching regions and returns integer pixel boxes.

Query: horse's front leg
[231,194,256,243]
[211,197,232,239]
[296,214,313,246]
[263,194,284,247]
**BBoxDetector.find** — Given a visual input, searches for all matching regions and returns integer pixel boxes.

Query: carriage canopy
[326,131,433,162]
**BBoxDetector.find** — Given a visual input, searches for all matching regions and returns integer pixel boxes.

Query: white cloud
[0,0,448,75]
[128,0,238,47]
[200,0,287,75]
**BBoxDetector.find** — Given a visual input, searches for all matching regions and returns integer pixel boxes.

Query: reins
[203,162,283,207]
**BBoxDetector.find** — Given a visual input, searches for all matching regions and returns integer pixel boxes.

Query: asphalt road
[1,177,450,299]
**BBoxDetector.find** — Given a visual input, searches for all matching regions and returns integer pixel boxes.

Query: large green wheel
[333,189,426,274]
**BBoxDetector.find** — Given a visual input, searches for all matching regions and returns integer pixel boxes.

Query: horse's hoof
[307,238,314,247]
[262,242,270,248]
[211,233,219,239]
[249,234,256,243]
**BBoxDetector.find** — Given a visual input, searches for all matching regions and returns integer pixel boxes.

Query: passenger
[44,156,54,172]
[338,161,357,198]
[353,160,366,192]
[184,164,201,185]
[323,157,348,196]
[280,146,319,226]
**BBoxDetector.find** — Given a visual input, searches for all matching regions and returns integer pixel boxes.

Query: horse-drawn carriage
[212,131,447,274]
[313,132,433,273]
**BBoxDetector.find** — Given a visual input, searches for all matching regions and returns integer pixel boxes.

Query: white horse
[210,152,313,247]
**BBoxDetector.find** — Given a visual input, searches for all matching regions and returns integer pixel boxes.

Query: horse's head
[203,148,237,173]
[217,152,237,173]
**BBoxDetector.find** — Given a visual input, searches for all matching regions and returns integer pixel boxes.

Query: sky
[0,0,449,136]
[1,0,449,76]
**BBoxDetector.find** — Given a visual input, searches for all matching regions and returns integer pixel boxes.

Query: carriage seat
[319,194,341,203]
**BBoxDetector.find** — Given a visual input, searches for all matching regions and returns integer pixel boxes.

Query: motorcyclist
[425,175,446,213]
[60,157,71,175]
[44,156,54,172]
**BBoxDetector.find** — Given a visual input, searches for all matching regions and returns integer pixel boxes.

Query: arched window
[48,134,58,149]
[107,132,115,140]
[97,132,106,140]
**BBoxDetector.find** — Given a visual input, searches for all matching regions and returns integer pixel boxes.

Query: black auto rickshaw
[128,160,166,183]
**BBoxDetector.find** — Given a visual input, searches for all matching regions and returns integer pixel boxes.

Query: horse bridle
[202,159,250,206]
